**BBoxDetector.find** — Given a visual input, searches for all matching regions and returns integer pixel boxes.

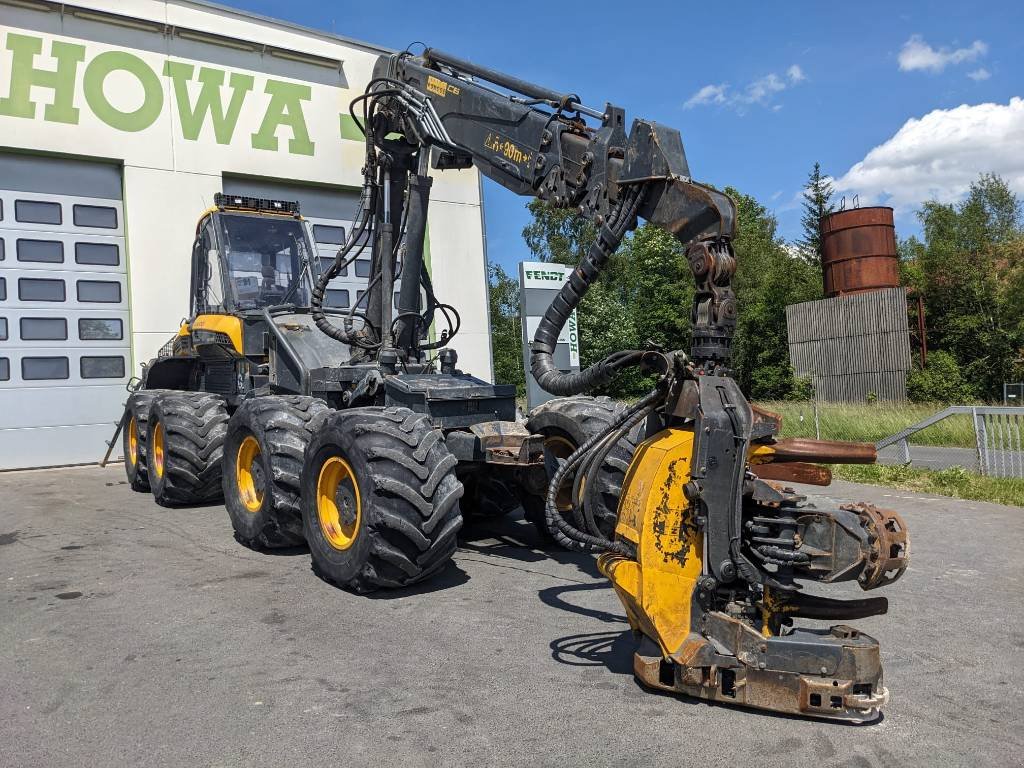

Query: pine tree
[798,162,834,265]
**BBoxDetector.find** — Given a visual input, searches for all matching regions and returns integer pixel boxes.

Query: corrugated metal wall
[786,288,911,402]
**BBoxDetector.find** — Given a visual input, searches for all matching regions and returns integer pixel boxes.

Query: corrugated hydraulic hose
[529,186,646,395]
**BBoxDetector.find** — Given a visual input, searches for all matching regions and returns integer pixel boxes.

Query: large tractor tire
[223,395,330,549]
[525,395,643,541]
[146,392,229,506]
[301,406,464,593]
[122,389,175,492]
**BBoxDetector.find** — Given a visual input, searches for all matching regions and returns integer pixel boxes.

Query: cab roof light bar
[214,193,301,216]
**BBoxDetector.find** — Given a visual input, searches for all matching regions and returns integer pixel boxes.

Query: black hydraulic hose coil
[544,386,663,553]
[529,187,644,396]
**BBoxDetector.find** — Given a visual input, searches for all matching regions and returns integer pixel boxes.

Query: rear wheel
[122,389,173,492]
[147,392,229,506]
[223,395,330,549]
[301,406,464,593]
[525,395,642,541]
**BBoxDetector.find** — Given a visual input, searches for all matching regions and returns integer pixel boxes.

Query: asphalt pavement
[1,465,1022,767]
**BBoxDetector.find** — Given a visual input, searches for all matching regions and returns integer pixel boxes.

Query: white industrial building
[0,0,491,469]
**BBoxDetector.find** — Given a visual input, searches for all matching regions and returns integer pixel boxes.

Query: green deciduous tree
[487,263,526,396]
[910,173,1024,400]
[729,186,822,399]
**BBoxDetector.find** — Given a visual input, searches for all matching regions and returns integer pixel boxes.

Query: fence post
[813,400,821,441]
[972,407,987,476]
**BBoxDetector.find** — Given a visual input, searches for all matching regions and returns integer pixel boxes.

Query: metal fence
[876,406,1024,479]
[756,400,1024,478]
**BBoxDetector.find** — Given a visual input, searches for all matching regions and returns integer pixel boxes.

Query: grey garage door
[222,177,410,316]
[0,154,128,470]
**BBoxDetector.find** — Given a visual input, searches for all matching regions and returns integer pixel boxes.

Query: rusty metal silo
[819,206,900,297]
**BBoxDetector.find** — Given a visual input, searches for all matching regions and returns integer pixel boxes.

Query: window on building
[0,357,8,381]
[19,278,65,302]
[16,239,64,264]
[325,289,349,308]
[15,200,61,225]
[73,205,118,229]
[78,318,123,341]
[77,280,121,303]
[313,224,346,245]
[355,259,371,278]
[0,318,6,341]
[21,356,69,380]
[319,257,347,277]
[20,317,67,341]
[81,356,125,379]
[0,238,5,260]
[75,242,119,266]
[0,278,5,301]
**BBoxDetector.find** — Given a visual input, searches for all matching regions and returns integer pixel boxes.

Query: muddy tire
[301,406,463,593]
[122,389,174,492]
[525,395,642,541]
[223,395,330,549]
[146,392,229,506]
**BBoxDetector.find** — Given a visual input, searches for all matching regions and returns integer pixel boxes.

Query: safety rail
[876,406,1024,478]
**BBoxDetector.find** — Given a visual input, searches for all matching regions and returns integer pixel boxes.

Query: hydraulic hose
[529,185,646,395]
[544,385,665,553]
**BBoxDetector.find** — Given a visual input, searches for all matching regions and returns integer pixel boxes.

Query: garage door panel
[0,191,124,237]
[0,229,125,274]
[0,424,120,469]
[0,383,126,430]
[0,155,127,469]
[0,267,127,310]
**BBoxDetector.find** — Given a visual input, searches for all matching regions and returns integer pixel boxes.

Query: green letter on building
[83,51,163,132]
[164,62,254,144]
[251,80,315,156]
[0,33,85,124]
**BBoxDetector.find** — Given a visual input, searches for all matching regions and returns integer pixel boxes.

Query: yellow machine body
[598,427,701,656]
[177,314,245,355]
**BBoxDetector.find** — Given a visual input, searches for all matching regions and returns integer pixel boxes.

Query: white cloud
[684,83,728,109]
[742,73,786,105]
[833,98,1024,212]
[898,35,987,73]
[968,67,991,81]
[684,65,805,111]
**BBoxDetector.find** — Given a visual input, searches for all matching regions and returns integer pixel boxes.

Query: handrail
[875,406,1022,450]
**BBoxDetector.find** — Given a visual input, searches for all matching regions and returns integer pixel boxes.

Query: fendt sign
[0,31,318,155]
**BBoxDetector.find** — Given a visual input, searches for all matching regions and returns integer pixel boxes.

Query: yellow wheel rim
[127,415,138,466]
[152,421,165,479]
[544,434,579,511]
[235,435,264,513]
[316,456,361,550]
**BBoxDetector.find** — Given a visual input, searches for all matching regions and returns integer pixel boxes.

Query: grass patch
[756,401,977,448]
[833,463,1024,507]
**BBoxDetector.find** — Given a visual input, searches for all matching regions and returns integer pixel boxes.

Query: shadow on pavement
[549,630,635,675]
[458,511,603,580]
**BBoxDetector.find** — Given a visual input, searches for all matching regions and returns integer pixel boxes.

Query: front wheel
[223,395,330,549]
[301,407,464,593]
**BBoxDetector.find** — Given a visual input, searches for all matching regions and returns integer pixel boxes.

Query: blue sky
[232,0,1024,274]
